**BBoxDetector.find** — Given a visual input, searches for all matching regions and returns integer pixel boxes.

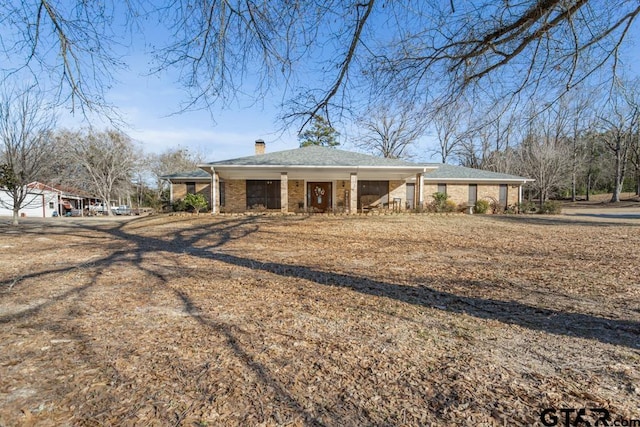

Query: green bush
[539,200,562,215]
[172,198,187,212]
[429,192,456,213]
[184,193,209,214]
[505,204,519,214]
[519,201,538,214]
[474,199,490,214]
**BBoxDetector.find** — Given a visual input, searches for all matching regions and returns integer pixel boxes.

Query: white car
[114,205,131,215]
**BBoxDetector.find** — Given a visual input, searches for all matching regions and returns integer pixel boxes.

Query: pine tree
[298,116,340,147]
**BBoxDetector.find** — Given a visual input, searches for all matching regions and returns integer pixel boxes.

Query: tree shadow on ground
[102,216,640,351]
[2,215,638,425]
[204,251,639,350]
[487,214,640,227]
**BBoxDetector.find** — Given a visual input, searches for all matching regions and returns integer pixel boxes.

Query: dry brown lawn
[1,211,639,426]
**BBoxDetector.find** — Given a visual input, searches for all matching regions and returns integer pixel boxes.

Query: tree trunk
[571,137,577,202]
[12,206,19,226]
[610,145,623,203]
[538,189,546,210]
[586,172,591,201]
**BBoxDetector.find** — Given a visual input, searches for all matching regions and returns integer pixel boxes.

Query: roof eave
[422,177,533,183]
[203,164,426,170]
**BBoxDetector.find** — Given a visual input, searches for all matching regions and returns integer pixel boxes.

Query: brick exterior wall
[423,182,522,210]
[223,180,246,213]
[178,176,523,214]
[507,185,520,206]
[288,180,305,212]
[388,180,406,210]
[424,183,470,206]
[335,180,349,211]
[172,181,212,207]
[478,185,500,204]
[423,184,438,205]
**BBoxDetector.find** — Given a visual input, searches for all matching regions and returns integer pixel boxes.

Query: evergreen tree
[298,116,340,147]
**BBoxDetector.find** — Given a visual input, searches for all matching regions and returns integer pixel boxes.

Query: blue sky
[57,49,304,163]
[51,2,438,163]
[42,3,640,164]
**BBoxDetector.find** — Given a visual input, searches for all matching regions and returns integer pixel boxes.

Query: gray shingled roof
[423,163,530,181]
[205,146,421,168]
[161,169,211,180]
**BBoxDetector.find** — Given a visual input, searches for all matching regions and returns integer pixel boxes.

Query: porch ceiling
[201,165,429,181]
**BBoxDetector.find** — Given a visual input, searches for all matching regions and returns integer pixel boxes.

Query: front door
[307,182,332,212]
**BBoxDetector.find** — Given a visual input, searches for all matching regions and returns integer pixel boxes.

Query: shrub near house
[184,193,208,214]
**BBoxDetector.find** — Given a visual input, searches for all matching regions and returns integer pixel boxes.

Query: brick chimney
[255,139,265,155]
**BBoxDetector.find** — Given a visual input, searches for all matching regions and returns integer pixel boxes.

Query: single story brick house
[162,141,531,214]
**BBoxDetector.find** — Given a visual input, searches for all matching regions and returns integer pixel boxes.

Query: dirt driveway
[1,212,639,426]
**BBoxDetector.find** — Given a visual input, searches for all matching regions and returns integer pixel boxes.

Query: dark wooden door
[308,182,332,212]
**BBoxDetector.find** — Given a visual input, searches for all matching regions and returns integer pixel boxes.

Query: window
[499,184,508,208]
[468,184,477,205]
[246,180,281,209]
[405,183,415,209]
[219,181,225,207]
[437,183,447,195]
[186,182,196,194]
[357,180,389,210]
[49,201,54,209]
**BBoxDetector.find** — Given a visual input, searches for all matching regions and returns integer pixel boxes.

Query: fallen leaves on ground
[0,213,639,426]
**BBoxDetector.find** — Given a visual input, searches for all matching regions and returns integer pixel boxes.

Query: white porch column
[211,171,219,214]
[518,184,523,206]
[416,173,424,209]
[281,172,288,213]
[349,173,358,214]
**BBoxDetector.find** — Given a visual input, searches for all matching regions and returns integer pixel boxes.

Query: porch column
[211,171,219,214]
[349,173,358,214]
[281,172,288,213]
[518,184,523,206]
[415,173,424,209]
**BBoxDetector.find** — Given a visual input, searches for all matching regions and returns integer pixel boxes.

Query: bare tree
[517,133,572,208]
[431,103,466,163]
[515,103,573,206]
[0,1,134,118]
[0,88,57,225]
[150,147,204,197]
[630,127,640,196]
[59,130,138,215]
[597,79,640,202]
[2,2,639,127]
[580,129,611,201]
[355,105,427,159]
[445,96,523,171]
[555,92,596,201]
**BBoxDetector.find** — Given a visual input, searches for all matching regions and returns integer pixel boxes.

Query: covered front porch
[199,166,429,214]
[198,144,432,214]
